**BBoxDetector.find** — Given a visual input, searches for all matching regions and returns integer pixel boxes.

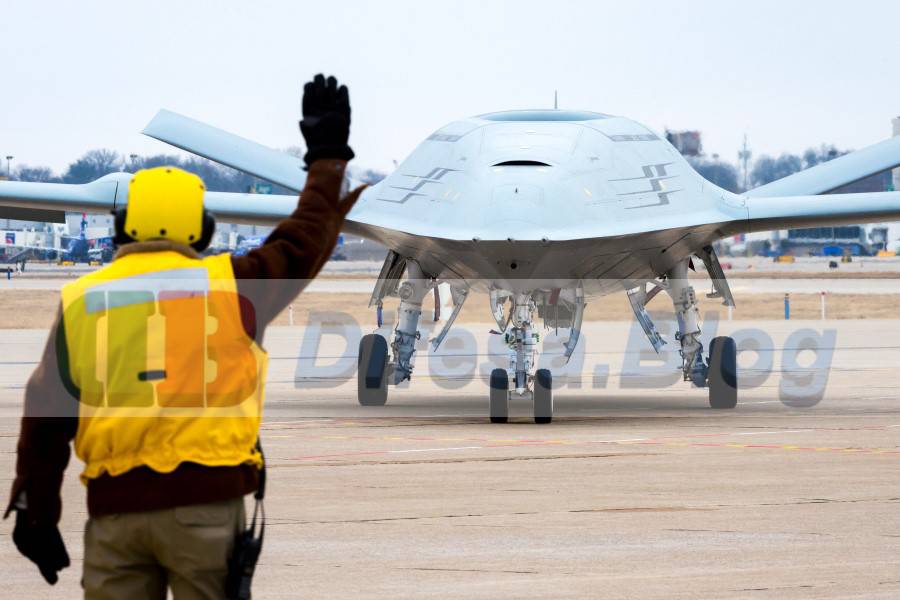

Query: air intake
[493,160,551,167]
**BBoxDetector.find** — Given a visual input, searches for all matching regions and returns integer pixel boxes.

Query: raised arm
[231,75,363,335]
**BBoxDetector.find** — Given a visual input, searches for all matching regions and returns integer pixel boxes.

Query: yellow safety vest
[60,250,267,483]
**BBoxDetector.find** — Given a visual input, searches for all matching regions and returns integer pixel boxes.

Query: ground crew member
[6,74,362,598]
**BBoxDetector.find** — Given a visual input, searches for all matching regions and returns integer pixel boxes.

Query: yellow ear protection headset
[113,166,216,252]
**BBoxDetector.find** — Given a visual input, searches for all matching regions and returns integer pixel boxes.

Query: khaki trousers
[83,498,246,600]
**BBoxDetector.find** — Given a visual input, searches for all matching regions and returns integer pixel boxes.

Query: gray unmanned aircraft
[3,107,900,423]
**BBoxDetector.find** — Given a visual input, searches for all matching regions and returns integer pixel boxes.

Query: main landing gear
[630,258,739,408]
[357,261,429,408]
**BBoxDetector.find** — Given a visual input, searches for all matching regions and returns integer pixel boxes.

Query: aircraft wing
[143,110,308,192]
[0,173,302,226]
[743,191,900,232]
[142,109,379,237]
[735,135,900,234]
[0,175,124,215]
[746,135,900,198]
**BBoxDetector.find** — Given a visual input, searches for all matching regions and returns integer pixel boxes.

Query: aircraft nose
[483,184,544,229]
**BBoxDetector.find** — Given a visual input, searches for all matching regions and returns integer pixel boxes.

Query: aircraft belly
[365,222,732,298]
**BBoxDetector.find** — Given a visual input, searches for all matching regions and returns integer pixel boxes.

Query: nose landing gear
[488,367,554,424]
[488,293,555,424]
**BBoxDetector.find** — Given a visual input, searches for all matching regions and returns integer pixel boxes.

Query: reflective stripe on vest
[60,251,267,483]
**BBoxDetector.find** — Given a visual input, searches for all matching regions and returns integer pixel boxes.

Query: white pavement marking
[263,419,336,426]
[732,430,808,436]
[389,446,483,454]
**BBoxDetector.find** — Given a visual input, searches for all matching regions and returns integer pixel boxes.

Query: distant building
[782,225,869,256]
[665,130,702,157]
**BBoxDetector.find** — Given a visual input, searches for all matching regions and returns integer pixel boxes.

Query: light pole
[3,156,11,229]
[738,134,752,192]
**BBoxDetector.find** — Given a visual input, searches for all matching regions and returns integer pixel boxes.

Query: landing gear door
[369,250,407,308]
[697,245,735,307]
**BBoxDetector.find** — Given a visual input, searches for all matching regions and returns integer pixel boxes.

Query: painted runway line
[281,428,900,461]
[262,416,900,462]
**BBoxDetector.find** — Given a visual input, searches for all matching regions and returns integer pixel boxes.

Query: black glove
[12,509,70,585]
[299,73,354,166]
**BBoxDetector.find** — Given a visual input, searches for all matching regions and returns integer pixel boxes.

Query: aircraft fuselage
[346,109,745,294]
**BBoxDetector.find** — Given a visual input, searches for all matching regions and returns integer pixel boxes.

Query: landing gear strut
[357,261,432,407]
[665,259,738,408]
[390,262,429,386]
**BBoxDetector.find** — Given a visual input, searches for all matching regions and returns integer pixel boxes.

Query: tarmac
[0,320,898,598]
[7,275,900,295]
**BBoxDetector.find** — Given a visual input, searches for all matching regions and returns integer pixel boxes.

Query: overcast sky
[2,0,898,175]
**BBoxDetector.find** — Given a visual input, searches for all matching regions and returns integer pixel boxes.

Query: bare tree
[802,145,845,169]
[14,165,59,183]
[686,157,740,192]
[63,149,123,183]
[750,154,803,188]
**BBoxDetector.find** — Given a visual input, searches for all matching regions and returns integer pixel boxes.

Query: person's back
[61,246,266,485]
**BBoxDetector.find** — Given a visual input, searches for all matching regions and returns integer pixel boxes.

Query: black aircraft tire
[358,333,389,406]
[490,368,509,423]
[708,336,738,409]
[534,368,553,424]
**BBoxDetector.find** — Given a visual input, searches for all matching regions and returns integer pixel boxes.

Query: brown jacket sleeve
[232,159,364,339]
[6,310,79,525]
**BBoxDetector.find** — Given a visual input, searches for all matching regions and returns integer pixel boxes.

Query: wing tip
[142,108,186,137]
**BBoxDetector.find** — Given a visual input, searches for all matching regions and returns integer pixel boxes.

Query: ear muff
[112,207,135,247]
[191,210,216,252]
